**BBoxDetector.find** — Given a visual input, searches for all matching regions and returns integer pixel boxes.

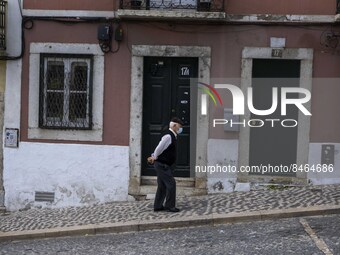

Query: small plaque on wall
[271,48,283,58]
[5,128,19,148]
[321,144,334,165]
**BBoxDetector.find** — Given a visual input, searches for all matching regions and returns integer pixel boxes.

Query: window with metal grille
[0,0,6,51]
[39,54,93,129]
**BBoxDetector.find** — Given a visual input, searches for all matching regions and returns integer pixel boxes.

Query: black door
[249,59,300,176]
[142,57,198,177]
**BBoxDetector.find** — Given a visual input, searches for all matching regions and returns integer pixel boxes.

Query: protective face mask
[177,127,183,134]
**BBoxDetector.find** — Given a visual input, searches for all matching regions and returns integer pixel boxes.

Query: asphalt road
[0,215,339,255]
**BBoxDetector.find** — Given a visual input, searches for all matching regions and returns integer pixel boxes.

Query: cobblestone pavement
[0,185,339,233]
[1,215,339,255]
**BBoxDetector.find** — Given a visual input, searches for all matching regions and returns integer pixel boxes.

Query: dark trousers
[153,161,176,209]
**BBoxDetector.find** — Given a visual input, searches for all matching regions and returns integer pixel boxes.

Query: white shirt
[152,128,177,160]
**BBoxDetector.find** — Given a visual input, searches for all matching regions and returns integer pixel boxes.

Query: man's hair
[170,117,184,126]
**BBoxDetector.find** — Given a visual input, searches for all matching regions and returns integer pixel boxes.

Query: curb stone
[0,205,339,242]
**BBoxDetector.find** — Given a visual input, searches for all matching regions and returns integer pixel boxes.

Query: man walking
[148,117,183,213]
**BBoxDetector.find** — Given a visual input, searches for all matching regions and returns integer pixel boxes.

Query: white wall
[6,0,22,57]
[308,143,340,185]
[206,139,238,193]
[4,142,130,211]
[206,140,340,192]
[4,0,22,128]
[2,0,23,207]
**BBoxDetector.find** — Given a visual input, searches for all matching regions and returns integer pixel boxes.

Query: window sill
[28,42,104,144]
[116,9,226,21]
[336,14,340,22]
[28,127,103,142]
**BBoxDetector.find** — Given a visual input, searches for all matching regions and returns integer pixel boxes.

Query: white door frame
[128,45,211,195]
[238,47,313,184]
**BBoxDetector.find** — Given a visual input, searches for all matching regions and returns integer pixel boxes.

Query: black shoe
[154,206,165,212]
[167,207,180,213]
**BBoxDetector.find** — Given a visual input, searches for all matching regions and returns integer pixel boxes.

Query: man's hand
[147,156,155,165]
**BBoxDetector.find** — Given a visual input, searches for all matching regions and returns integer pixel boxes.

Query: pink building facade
[2,0,340,210]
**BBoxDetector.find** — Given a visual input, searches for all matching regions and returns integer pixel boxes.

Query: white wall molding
[23,9,115,18]
[28,43,105,141]
[129,45,211,195]
[4,0,23,130]
[22,9,337,24]
[239,47,313,183]
[226,14,336,24]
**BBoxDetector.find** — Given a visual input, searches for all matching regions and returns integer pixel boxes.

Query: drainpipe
[0,91,4,211]
[0,0,7,211]
[0,61,6,211]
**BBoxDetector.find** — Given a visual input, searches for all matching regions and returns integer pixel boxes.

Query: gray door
[142,57,198,177]
[249,59,300,176]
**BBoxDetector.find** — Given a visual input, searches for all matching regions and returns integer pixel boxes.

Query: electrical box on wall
[224,108,240,132]
[321,144,335,165]
[115,25,123,41]
[97,24,112,41]
[5,128,19,148]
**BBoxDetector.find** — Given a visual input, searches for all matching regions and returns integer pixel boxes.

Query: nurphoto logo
[199,83,312,128]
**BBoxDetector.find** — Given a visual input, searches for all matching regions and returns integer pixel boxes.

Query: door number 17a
[181,67,190,76]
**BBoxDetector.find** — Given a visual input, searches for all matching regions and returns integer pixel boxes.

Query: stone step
[0,206,6,214]
[141,176,195,187]
[139,185,207,198]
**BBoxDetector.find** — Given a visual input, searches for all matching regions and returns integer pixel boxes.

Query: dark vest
[157,130,177,166]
